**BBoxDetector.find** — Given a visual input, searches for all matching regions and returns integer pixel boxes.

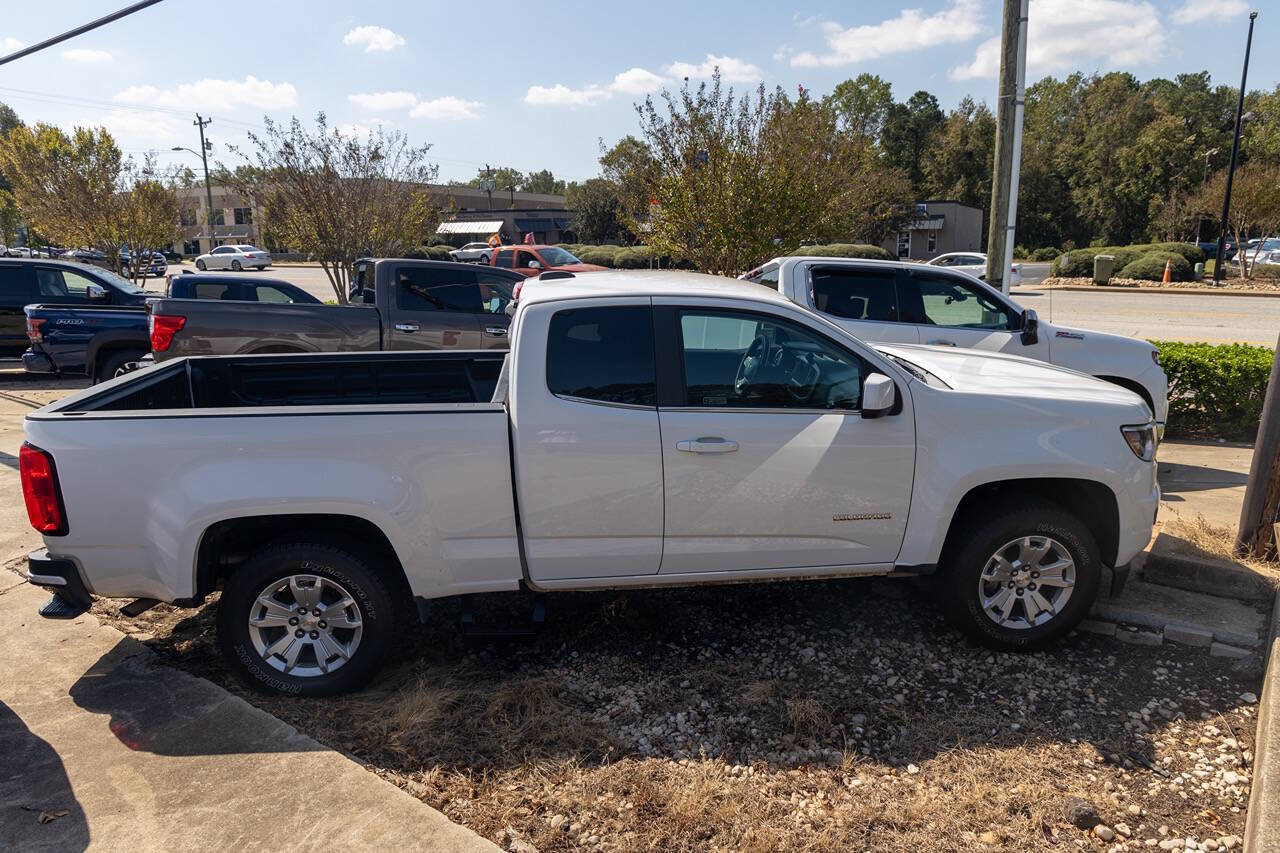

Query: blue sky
[0,0,1274,184]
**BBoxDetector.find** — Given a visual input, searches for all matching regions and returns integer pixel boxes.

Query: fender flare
[86,329,150,375]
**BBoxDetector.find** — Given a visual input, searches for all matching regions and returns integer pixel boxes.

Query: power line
[0,0,165,67]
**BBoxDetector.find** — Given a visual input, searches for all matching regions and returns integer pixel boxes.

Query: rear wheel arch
[91,340,149,382]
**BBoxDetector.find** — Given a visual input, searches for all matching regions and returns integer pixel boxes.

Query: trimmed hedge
[1119,251,1194,282]
[1052,242,1205,277]
[576,245,621,266]
[796,243,895,261]
[1155,340,1273,441]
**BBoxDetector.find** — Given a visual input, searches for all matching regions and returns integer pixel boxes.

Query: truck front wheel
[216,543,397,696]
[939,504,1100,651]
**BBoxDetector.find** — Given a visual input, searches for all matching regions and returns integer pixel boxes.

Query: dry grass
[1163,514,1280,584]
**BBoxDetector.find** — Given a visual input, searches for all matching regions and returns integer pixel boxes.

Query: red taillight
[512,280,523,300]
[26,316,47,344]
[149,313,185,352]
[20,443,66,535]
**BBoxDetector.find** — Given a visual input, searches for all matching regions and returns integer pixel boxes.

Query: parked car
[1197,240,1237,261]
[8,259,156,378]
[921,252,1022,288]
[742,256,1168,436]
[148,259,523,361]
[120,250,167,279]
[488,244,607,278]
[449,242,494,264]
[164,272,320,304]
[4,245,32,258]
[60,248,112,269]
[22,269,1159,695]
[195,244,271,271]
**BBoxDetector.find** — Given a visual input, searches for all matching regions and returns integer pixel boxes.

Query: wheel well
[193,513,412,603]
[941,478,1120,567]
[93,341,148,378]
[249,345,307,354]
[1096,375,1154,413]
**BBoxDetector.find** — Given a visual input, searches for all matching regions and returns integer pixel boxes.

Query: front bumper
[21,350,55,374]
[26,549,92,619]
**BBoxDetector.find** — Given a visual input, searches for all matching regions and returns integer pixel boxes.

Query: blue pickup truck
[19,265,320,381]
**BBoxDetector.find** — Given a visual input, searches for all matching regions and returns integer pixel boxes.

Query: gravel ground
[97,578,1262,852]
[1044,276,1280,292]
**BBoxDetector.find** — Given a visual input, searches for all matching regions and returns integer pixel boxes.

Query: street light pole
[194,115,215,252]
[1213,11,1258,283]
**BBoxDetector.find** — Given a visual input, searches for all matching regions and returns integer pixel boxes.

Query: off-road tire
[939,503,1101,651]
[216,542,397,696]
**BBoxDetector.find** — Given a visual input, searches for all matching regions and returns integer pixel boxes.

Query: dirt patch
[1163,515,1280,587]
[95,580,1260,851]
[1044,276,1280,292]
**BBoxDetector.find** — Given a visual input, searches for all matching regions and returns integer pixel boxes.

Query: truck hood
[1043,322,1158,359]
[875,343,1148,409]
[556,263,609,273]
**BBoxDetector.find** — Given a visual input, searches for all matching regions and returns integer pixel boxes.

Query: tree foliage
[633,74,914,274]
[226,114,439,302]
[566,178,628,244]
[1191,162,1280,277]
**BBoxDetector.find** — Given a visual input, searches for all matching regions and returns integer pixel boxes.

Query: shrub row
[1052,242,1205,280]
[1120,252,1192,282]
[795,243,895,261]
[1155,340,1273,441]
[1013,246,1061,262]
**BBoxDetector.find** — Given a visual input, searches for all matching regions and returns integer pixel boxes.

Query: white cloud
[792,0,983,67]
[347,91,418,111]
[610,67,665,95]
[1,36,23,52]
[949,0,1165,80]
[409,96,483,120]
[115,76,297,111]
[62,47,112,63]
[524,83,611,107]
[666,54,762,83]
[343,25,405,53]
[1171,0,1247,26]
[336,122,373,138]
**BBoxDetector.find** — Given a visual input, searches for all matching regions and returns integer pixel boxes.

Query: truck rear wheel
[938,504,1100,651]
[95,348,147,384]
[216,543,397,696]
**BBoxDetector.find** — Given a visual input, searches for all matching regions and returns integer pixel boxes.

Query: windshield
[95,268,149,294]
[538,247,581,266]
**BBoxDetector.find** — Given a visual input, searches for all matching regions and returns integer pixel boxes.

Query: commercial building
[880,200,983,262]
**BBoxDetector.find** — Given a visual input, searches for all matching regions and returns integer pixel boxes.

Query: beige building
[172,184,570,256]
[879,200,983,262]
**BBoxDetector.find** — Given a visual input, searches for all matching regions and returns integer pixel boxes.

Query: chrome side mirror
[861,373,897,419]
[1020,308,1039,345]
[86,283,108,301]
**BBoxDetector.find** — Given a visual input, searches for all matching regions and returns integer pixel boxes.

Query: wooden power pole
[1237,331,1280,558]
[985,0,1027,295]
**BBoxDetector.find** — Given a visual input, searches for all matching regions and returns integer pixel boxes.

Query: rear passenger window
[810,268,899,322]
[495,250,515,269]
[194,283,236,300]
[0,265,33,306]
[546,306,655,406]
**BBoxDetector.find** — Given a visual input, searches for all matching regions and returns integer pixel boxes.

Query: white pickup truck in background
[22,271,1159,696]
[743,257,1168,435]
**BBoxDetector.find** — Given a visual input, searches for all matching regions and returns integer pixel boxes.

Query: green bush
[796,243,894,261]
[1148,242,1206,266]
[1251,263,1280,280]
[1051,242,1203,277]
[576,245,620,267]
[1155,340,1272,440]
[1119,252,1194,282]
[612,247,652,269]
[1029,247,1060,262]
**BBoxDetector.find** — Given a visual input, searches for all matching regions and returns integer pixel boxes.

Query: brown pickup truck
[148,259,523,361]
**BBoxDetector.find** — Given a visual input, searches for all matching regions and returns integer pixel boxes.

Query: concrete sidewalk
[0,578,496,852]
[1157,439,1253,529]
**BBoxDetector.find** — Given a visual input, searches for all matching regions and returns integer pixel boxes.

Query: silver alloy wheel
[247,574,363,677]
[113,361,140,378]
[977,536,1076,630]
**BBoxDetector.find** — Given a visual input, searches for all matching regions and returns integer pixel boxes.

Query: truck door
[387,263,482,349]
[897,268,1050,360]
[510,299,664,580]
[655,305,915,574]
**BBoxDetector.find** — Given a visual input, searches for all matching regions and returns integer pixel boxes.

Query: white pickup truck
[743,257,1169,435]
[21,271,1159,696]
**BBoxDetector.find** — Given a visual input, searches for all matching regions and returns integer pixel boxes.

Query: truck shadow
[117,579,1260,781]
[0,701,89,851]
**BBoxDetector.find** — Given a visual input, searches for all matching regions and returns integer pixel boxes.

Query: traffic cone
[1162,259,1172,284]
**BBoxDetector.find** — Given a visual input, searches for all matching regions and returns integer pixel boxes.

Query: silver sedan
[195,244,271,271]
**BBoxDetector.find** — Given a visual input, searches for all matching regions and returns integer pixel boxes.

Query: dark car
[121,250,167,278]
[165,272,320,304]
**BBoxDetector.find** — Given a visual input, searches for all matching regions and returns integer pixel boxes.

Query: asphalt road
[163,262,1280,346]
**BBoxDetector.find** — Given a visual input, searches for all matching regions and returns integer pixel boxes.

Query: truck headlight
[1121,423,1157,461]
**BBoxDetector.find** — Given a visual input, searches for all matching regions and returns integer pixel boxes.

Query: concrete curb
[1043,285,1280,298]
[1244,586,1280,852]
[1137,546,1276,603]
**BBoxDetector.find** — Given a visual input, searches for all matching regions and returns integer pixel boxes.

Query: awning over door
[436,220,504,235]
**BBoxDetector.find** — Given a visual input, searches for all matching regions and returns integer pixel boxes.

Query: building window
[179,208,197,227]
[927,231,937,253]
[211,208,226,226]
[896,231,910,259]
[182,240,200,255]
[234,207,253,225]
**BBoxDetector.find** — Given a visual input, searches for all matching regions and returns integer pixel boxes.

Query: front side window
[546,306,655,406]
[476,273,515,314]
[903,273,1015,330]
[35,269,97,302]
[678,310,866,410]
[396,267,479,313]
[810,268,899,322]
[255,285,300,303]
[515,250,539,270]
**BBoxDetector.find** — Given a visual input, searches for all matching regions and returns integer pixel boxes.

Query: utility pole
[1237,328,1280,558]
[984,0,1027,296]
[194,114,215,253]
[1214,11,1258,284]
[482,163,494,210]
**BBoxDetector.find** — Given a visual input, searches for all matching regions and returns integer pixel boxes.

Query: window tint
[515,250,538,270]
[0,265,32,305]
[495,250,515,269]
[256,285,299,303]
[396,267,480,313]
[679,310,866,410]
[476,273,515,315]
[546,306,655,406]
[902,273,1014,329]
[744,263,780,290]
[810,268,899,322]
[194,282,237,300]
[34,269,95,303]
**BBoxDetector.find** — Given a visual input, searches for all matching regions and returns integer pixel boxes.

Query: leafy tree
[467,166,524,193]
[599,135,658,231]
[522,168,566,195]
[921,96,995,239]
[881,91,944,190]
[1192,162,1280,277]
[226,114,439,302]
[566,178,628,244]
[825,73,893,140]
[118,164,179,284]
